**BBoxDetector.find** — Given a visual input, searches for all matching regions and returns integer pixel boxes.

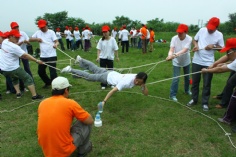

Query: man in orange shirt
[140,24,147,53]
[37,76,94,157]
[149,27,155,52]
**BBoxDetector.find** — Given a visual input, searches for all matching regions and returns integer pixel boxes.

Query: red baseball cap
[10,22,19,29]
[207,17,220,31]
[123,25,126,29]
[102,25,110,32]
[9,30,21,37]
[3,31,10,38]
[38,19,47,28]
[75,27,79,30]
[0,31,4,37]
[56,28,60,31]
[65,26,69,29]
[176,24,188,33]
[220,38,236,53]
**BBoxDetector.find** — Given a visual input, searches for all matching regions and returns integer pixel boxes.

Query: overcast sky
[0,0,235,34]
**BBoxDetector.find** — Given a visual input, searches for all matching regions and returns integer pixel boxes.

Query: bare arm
[21,53,43,64]
[82,114,94,125]
[202,65,231,73]
[208,55,229,69]
[192,40,199,52]
[29,37,42,42]
[102,87,119,106]
[96,49,101,62]
[141,84,148,96]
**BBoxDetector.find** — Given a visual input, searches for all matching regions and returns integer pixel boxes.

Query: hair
[51,87,69,96]
[136,72,148,83]
[231,48,236,52]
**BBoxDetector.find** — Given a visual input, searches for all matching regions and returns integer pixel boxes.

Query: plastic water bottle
[98,102,103,113]
[94,112,102,127]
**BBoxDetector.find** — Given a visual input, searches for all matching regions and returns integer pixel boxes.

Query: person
[96,25,119,90]
[64,26,71,50]
[117,27,122,46]
[29,19,59,88]
[149,27,155,52]
[187,17,224,111]
[0,29,44,100]
[82,26,91,52]
[73,27,83,50]
[140,24,147,54]
[119,25,129,53]
[37,76,93,157]
[55,27,65,51]
[61,55,148,109]
[111,27,117,40]
[166,24,192,102]
[201,38,236,125]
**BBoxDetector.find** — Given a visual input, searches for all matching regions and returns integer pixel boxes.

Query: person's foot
[186,99,197,107]
[218,118,231,125]
[202,105,209,111]
[6,90,11,94]
[212,95,222,100]
[61,66,72,73]
[169,96,178,102]
[101,87,106,90]
[185,91,192,95]
[74,55,82,64]
[16,93,23,98]
[215,104,223,109]
[32,94,44,100]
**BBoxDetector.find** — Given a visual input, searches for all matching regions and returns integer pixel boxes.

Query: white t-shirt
[107,71,136,91]
[111,30,117,38]
[120,29,129,41]
[56,32,62,39]
[32,29,57,58]
[67,31,74,41]
[18,31,29,53]
[96,37,118,60]
[82,29,90,40]
[227,59,236,71]
[0,39,25,71]
[132,30,137,38]
[73,30,81,40]
[170,34,192,67]
[146,29,150,39]
[64,30,70,39]
[193,27,224,66]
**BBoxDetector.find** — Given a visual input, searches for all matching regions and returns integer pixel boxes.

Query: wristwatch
[213,45,217,48]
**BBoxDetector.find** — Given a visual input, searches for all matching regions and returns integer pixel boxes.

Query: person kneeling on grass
[61,55,149,109]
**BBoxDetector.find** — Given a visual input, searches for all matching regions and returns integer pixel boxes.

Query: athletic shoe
[218,118,230,125]
[74,55,82,64]
[101,87,106,90]
[169,96,178,102]
[16,93,23,98]
[186,91,192,95]
[186,99,196,107]
[61,66,72,73]
[24,88,29,92]
[32,94,44,100]
[202,105,209,111]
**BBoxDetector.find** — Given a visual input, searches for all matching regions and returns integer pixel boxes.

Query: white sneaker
[74,55,82,64]
[101,87,106,90]
[111,85,115,89]
[61,66,72,73]
[169,96,178,102]
[24,88,29,92]
[6,90,10,94]
[203,105,209,111]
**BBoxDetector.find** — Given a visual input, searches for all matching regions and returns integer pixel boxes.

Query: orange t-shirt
[150,30,155,42]
[37,95,90,157]
[140,27,147,40]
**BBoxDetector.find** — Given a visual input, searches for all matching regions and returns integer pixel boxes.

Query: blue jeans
[170,64,190,98]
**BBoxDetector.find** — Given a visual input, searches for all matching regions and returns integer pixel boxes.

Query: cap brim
[220,47,231,53]
[207,24,216,31]
[38,24,46,28]
[176,29,185,33]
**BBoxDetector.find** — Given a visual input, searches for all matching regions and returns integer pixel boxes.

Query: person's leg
[38,58,51,85]
[48,57,58,82]
[202,68,213,106]
[58,39,65,50]
[70,121,92,155]
[222,91,236,123]
[126,40,129,52]
[121,41,125,53]
[220,72,236,108]
[142,39,145,53]
[5,76,16,93]
[79,58,107,74]
[183,64,190,93]
[191,63,202,103]
[66,39,70,49]
[170,66,180,98]
[100,59,108,88]
[3,71,21,94]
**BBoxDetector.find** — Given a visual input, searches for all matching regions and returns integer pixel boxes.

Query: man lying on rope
[61,55,148,110]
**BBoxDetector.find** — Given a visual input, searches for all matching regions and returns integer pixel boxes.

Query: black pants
[223,90,236,123]
[75,39,83,49]
[100,58,113,87]
[66,39,71,50]
[220,71,236,107]
[38,57,57,85]
[191,63,213,105]
[58,39,65,50]
[122,40,129,53]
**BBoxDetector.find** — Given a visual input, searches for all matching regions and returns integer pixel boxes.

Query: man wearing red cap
[55,28,65,51]
[119,25,129,53]
[111,27,118,40]
[166,24,192,102]
[0,30,44,100]
[140,24,147,54]
[187,17,224,111]
[64,26,71,50]
[201,38,236,131]
[96,25,119,89]
[73,27,83,50]
[82,26,91,52]
[29,19,59,88]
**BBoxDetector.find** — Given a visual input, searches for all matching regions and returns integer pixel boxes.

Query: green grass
[0,33,236,157]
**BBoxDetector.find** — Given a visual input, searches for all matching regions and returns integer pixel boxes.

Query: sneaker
[74,55,82,64]
[32,94,44,100]
[111,85,115,89]
[61,65,72,73]
[218,118,230,125]
[101,87,106,90]
[169,96,178,102]
[186,99,196,107]
[16,93,23,98]
[6,90,11,94]
[24,88,29,92]
[202,105,209,111]
[186,91,192,95]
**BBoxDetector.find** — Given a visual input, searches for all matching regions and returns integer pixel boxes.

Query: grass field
[0,32,236,157]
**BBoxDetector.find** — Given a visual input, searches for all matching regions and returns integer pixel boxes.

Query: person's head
[220,38,236,61]
[10,22,19,30]
[176,24,188,40]
[75,27,79,31]
[38,19,48,32]
[206,17,220,34]
[8,29,21,43]
[51,76,72,98]
[150,27,153,31]
[56,27,60,32]
[134,72,148,86]
[65,26,69,30]
[101,25,110,40]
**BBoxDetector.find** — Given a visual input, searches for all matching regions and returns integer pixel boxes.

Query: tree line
[35,11,236,35]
